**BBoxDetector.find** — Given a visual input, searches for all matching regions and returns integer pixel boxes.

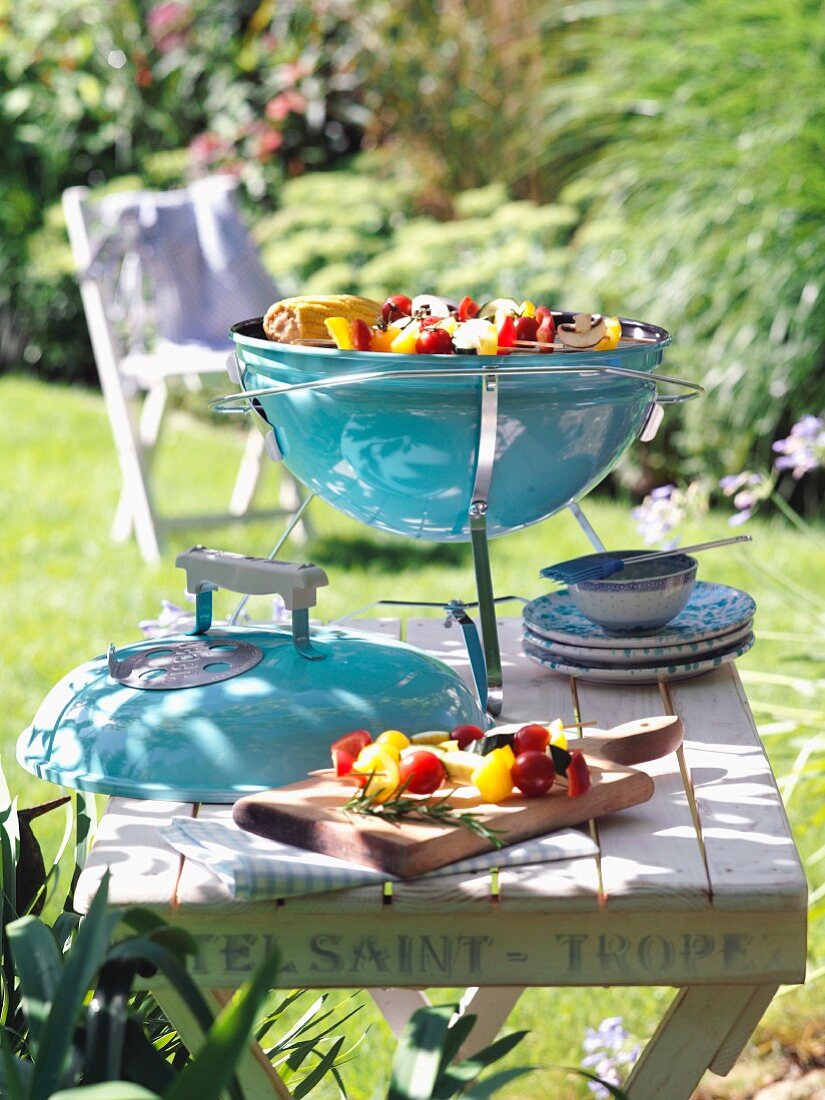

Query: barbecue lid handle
[175,546,329,611]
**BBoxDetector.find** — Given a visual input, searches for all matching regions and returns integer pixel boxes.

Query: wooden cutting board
[232,717,682,878]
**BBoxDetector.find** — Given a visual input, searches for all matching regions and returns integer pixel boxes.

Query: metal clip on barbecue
[176,546,329,660]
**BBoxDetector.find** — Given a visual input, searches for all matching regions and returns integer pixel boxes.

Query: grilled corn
[263,294,382,344]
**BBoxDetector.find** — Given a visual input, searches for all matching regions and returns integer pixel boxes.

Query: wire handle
[210,360,704,415]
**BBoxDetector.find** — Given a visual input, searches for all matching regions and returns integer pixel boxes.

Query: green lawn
[1,374,823,1098]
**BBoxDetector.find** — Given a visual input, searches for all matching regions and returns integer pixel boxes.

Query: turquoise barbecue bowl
[230,317,672,542]
[18,623,488,802]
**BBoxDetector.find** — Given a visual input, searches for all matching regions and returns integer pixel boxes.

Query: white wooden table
[75,618,807,1099]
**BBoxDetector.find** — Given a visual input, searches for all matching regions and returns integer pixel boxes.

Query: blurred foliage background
[1,0,823,497]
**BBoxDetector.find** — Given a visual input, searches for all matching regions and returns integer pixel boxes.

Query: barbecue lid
[17,548,488,802]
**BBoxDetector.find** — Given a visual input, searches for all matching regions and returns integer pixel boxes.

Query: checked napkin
[162,815,598,902]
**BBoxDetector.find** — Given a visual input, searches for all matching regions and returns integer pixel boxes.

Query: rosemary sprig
[343,782,506,849]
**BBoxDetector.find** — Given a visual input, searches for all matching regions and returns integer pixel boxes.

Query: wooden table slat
[574,679,712,910]
[667,668,808,910]
[76,798,194,911]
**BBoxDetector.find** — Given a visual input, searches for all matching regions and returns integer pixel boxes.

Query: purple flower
[772,414,825,480]
[581,1017,640,1098]
[632,480,709,546]
[719,470,771,526]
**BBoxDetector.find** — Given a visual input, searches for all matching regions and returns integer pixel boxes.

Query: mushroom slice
[411,294,454,319]
[557,313,608,349]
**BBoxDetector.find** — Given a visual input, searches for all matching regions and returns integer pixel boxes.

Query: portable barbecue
[218,317,702,712]
[18,314,703,802]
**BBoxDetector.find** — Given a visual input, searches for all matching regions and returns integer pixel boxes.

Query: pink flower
[276,60,311,86]
[188,131,232,166]
[265,90,308,121]
[251,126,284,162]
[147,0,192,53]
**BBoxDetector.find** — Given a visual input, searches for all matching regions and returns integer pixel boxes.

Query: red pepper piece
[332,748,357,777]
[331,729,372,757]
[567,750,591,797]
[350,318,373,351]
[458,295,480,321]
[497,313,517,352]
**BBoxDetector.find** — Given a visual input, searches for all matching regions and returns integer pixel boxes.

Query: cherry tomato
[511,751,555,797]
[451,724,485,750]
[513,723,550,755]
[330,730,372,757]
[332,748,356,777]
[415,327,454,355]
[458,295,480,321]
[514,315,539,342]
[398,750,446,795]
[382,294,413,324]
[536,318,555,353]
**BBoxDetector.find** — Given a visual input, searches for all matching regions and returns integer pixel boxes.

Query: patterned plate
[522,633,755,684]
[523,582,756,649]
[522,619,754,666]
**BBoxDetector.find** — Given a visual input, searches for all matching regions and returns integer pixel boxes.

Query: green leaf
[162,942,280,1100]
[6,914,63,1055]
[84,959,136,1085]
[449,1029,529,1081]
[0,1023,29,1100]
[388,1005,452,1100]
[292,1034,345,1099]
[435,1011,476,1076]
[104,937,216,1042]
[28,872,121,1100]
[119,1014,176,1095]
[569,1067,631,1098]
[461,1066,535,1099]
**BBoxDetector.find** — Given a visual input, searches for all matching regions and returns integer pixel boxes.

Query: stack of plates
[522,582,756,683]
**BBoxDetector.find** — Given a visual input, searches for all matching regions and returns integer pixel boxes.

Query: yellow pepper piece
[390,321,420,354]
[352,744,400,802]
[471,751,515,803]
[377,729,411,752]
[325,316,354,350]
[595,316,622,350]
[518,300,536,317]
[492,744,515,769]
[548,718,568,749]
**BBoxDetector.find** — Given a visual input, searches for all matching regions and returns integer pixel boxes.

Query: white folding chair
[62,175,308,565]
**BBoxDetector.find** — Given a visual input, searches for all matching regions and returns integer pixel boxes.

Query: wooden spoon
[568,715,684,766]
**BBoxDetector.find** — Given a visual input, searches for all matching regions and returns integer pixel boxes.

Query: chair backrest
[63,176,280,358]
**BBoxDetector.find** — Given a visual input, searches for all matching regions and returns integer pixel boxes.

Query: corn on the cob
[263,294,382,344]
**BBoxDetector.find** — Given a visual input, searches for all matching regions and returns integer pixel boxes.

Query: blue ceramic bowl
[568,553,698,633]
[230,317,671,542]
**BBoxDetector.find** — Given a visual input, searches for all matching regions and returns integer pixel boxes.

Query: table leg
[153,985,292,1100]
[623,984,765,1100]
[709,983,778,1075]
[369,988,431,1038]
[450,986,524,1061]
